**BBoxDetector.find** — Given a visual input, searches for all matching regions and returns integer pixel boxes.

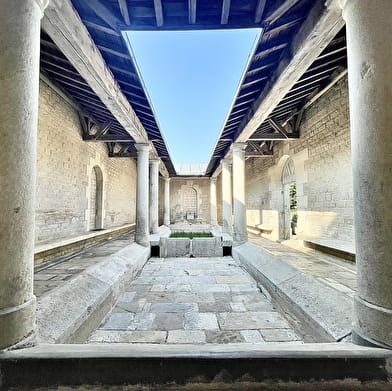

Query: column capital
[221,158,232,168]
[33,0,50,15]
[210,177,217,184]
[135,143,151,153]
[338,0,359,18]
[164,176,171,183]
[231,142,247,153]
[149,158,160,167]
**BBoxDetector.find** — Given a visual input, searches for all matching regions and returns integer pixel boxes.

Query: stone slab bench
[303,238,355,263]
[233,242,353,342]
[247,224,273,235]
[37,242,150,344]
[34,223,135,266]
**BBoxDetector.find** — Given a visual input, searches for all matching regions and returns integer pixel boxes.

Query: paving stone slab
[101,313,135,330]
[205,330,244,344]
[184,312,219,330]
[167,330,206,344]
[218,312,290,330]
[151,313,184,330]
[240,329,266,343]
[259,328,302,342]
[89,330,167,343]
[150,303,198,313]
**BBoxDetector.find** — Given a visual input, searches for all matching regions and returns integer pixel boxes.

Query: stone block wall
[36,80,137,243]
[169,178,211,223]
[245,76,354,243]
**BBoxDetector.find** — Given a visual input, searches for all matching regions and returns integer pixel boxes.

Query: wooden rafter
[221,0,231,25]
[264,0,301,26]
[188,0,197,24]
[268,118,288,138]
[254,0,267,24]
[118,0,130,25]
[153,0,164,27]
[84,0,121,30]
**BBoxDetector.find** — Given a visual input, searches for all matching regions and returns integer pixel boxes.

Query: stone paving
[249,234,357,299]
[34,232,134,297]
[89,257,303,345]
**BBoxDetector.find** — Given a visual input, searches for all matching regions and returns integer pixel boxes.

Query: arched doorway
[182,186,198,221]
[89,165,103,230]
[282,158,297,239]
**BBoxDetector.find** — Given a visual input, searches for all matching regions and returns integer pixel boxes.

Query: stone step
[0,343,390,390]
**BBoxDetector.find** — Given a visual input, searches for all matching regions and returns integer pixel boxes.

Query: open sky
[124,29,261,163]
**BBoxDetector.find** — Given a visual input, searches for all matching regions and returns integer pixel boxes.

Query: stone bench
[303,238,355,263]
[247,224,273,235]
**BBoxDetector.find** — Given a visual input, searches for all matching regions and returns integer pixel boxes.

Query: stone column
[221,159,233,234]
[149,159,160,234]
[135,144,150,247]
[343,0,392,348]
[210,177,218,226]
[0,0,49,350]
[163,177,171,226]
[232,143,248,245]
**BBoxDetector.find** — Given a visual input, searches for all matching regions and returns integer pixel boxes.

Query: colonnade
[0,0,391,351]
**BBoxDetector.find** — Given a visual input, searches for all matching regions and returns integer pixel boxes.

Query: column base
[353,295,392,349]
[135,233,150,248]
[0,296,36,350]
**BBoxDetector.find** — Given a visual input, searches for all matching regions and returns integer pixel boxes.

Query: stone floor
[88,256,303,345]
[34,232,134,297]
[249,235,357,299]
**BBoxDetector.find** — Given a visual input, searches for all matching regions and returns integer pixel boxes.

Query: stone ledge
[233,242,353,342]
[34,224,135,265]
[0,343,390,389]
[303,238,355,263]
[37,242,150,344]
[247,225,273,235]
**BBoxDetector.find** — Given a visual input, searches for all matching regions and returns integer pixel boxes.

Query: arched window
[89,166,103,230]
[182,186,198,220]
[282,158,297,239]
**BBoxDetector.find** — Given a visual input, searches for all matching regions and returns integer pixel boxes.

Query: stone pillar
[210,177,218,226]
[149,159,160,234]
[343,0,392,348]
[163,177,171,226]
[232,143,248,245]
[135,144,150,247]
[0,0,49,350]
[221,159,233,234]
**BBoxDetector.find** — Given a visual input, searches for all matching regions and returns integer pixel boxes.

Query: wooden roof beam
[118,0,131,25]
[265,0,302,26]
[43,0,149,143]
[153,0,164,27]
[83,0,122,31]
[189,0,197,24]
[234,0,345,144]
[254,0,267,24]
[221,0,231,25]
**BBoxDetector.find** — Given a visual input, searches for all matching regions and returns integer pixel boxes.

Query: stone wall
[169,178,211,223]
[36,80,137,243]
[245,76,354,243]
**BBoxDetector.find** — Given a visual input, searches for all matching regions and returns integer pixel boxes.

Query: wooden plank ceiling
[40,0,347,177]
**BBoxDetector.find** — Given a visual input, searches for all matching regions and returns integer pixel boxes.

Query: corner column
[343,0,392,348]
[232,143,248,245]
[149,159,160,234]
[221,159,233,234]
[163,177,171,226]
[210,178,218,226]
[0,0,50,350]
[135,144,150,247]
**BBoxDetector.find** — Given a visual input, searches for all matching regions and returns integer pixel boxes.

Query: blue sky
[125,29,260,163]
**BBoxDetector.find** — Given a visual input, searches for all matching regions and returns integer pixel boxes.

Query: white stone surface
[149,159,160,234]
